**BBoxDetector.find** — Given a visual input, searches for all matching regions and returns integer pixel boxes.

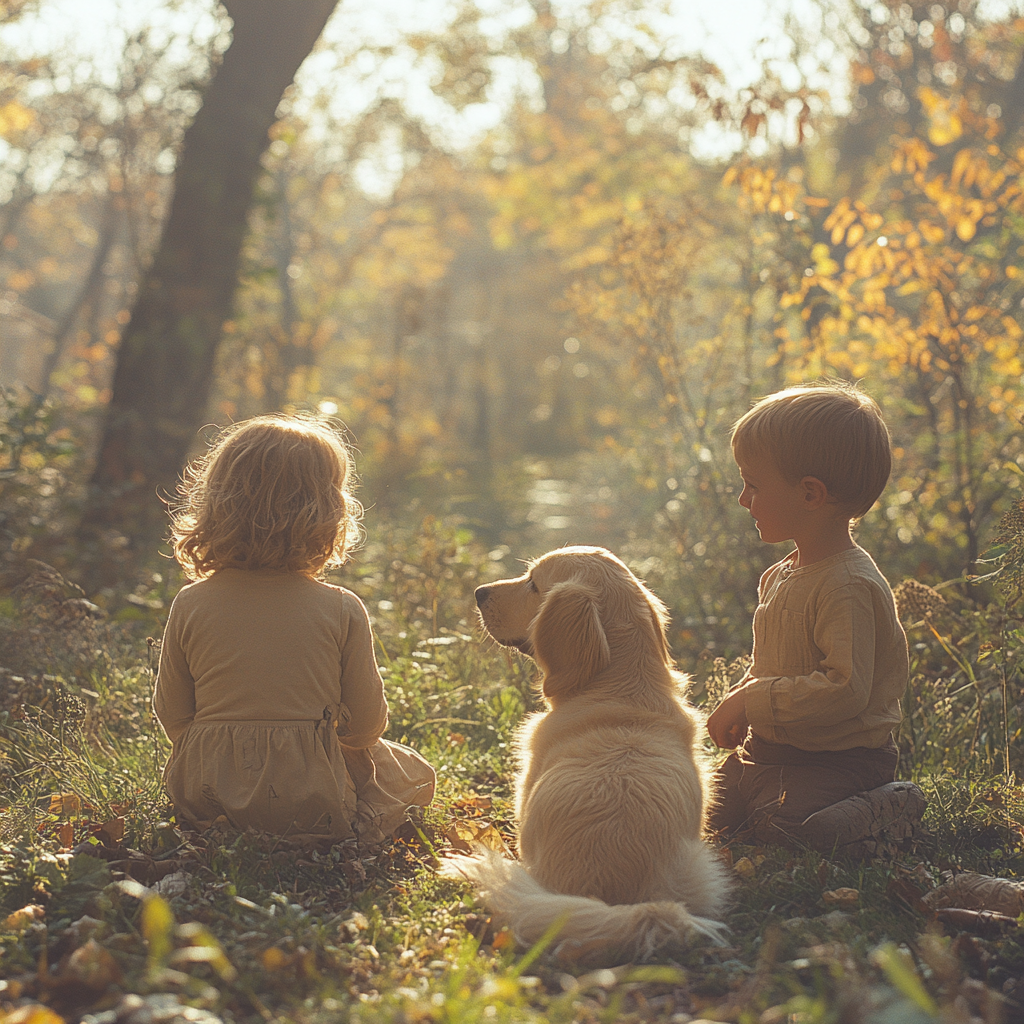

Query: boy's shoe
[751,781,927,859]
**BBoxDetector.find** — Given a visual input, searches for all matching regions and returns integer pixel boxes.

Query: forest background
[5,0,1024,1020]
[4,0,1024,634]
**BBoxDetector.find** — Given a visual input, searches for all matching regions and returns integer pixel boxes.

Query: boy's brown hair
[170,415,362,580]
[731,381,892,519]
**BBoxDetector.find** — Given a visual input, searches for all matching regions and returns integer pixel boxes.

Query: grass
[2,522,1024,1023]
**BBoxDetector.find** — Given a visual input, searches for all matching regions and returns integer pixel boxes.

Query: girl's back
[158,570,385,732]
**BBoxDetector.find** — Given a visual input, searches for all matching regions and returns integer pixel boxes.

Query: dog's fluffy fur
[441,545,729,964]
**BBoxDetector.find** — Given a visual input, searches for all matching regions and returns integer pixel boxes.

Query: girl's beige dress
[154,570,435,842]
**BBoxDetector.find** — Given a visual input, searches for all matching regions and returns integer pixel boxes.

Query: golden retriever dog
[441,545,729,964]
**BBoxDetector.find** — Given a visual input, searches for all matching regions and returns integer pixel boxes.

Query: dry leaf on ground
[446,819,509,855]
[822,888,860,908]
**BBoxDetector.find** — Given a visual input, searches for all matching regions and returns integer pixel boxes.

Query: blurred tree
[79,0,338,577]
[721,0,1024,581]
[0,22,208,404]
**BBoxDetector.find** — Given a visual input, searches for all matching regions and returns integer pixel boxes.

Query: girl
[154,415,435,842]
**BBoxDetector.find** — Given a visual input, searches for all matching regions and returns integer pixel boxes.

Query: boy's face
[735,455,808,545]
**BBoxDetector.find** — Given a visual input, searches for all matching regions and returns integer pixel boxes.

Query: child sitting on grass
[707,381,923,852]
[154,415,434,842]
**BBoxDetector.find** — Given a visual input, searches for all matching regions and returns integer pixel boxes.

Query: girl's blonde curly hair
[169,415,362,581]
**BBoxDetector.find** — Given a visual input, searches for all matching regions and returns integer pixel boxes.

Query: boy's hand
[707,690,749,748]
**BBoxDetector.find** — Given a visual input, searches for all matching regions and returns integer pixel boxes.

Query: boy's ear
[800,476,830,509]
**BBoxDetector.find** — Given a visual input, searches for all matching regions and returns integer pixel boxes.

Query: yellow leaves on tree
[0,99,34,140]
[724,165,801,219]
[725,126,1024,501]
[918,87,964,148]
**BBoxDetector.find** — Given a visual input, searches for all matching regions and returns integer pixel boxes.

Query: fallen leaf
[340,911,369,940]
[64,916,108,945]
[0,1004,66,1024]
[823,888,860,908]
[261,947,288,971]
[455,793,492,811]
[4,904,44,931]
[62,938,123,990]
[447,819,509,854]
[152,871,189,897]
[339,859,367,883]
[57,824,74,849]
[734,857,756,879]
[93,817,125,845]
[48,793,81,815]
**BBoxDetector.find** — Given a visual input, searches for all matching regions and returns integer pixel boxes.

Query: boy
[707,381,923,852]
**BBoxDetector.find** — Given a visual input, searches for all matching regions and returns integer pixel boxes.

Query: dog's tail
[440,850,728,964]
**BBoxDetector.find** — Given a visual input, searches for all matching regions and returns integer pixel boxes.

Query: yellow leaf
[0,100,34,140]
[3,904,44,931]
[48,793,81,815]
[956,216,977,242]
[951,148,973,188]
[846,223,865,247]
[823,198,850,232]
[142,894,175,970]
[0,1006,65,1024]
[918,86,940,114]
[173,922,237,982]
[262,947,288,971]
[449,819,509,854]
[929,113,963,148]
[872,943,938,1016]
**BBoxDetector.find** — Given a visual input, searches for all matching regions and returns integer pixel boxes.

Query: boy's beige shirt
[740,546,908,752]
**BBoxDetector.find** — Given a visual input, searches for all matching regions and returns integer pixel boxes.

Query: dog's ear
[531,580,611,699]
[641,584,672,665]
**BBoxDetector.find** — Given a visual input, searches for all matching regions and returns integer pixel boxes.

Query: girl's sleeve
[153,599,196,743]
[337,594,389,749]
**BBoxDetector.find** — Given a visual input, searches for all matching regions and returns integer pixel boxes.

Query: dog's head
[474,546,672,701]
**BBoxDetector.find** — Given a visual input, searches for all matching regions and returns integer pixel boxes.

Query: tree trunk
[79,0,338,583]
